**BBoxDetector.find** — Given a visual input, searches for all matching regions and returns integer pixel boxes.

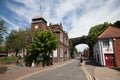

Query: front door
[105,54,115,67]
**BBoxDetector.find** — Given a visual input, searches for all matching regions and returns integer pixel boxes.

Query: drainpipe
[112,38,117,67]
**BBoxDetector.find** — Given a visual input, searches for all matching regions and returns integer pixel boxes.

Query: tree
[6,28,29,56]
[88,22,110,44]
[26,29,59,66]
[88,22,111,58]
[0,20,7,46]
[112,20,120,28]
[0,20,7,54]
[24,28,33,47]
[73,47,78,56]
[0,46,6,53]
[6,30,19,55]
[69,39,74,58]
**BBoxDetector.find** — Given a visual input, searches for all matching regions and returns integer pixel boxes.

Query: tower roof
[32,6,47,24]
[32,17,47,23]
[32,13,47,24]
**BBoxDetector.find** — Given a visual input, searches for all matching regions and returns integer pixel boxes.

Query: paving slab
[84,59,120,80]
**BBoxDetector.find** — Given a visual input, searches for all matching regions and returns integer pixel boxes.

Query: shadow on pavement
[84,58,120,71]
[110,67,120,72]
[84,59,101,67]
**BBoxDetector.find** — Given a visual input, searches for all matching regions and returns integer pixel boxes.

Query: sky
[0,0,120,51]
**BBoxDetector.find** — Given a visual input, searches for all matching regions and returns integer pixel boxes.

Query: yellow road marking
[82,66,93,80]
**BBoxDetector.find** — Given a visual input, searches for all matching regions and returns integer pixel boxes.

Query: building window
[60,48,63,57]
[102,39,109,47]
[60,33,63,43]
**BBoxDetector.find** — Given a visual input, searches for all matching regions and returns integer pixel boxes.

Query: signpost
[37,56,44,61]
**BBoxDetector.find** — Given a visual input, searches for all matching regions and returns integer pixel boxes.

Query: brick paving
[0,66,43,80]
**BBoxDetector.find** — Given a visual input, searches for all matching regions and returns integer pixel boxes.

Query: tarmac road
[22,60,87,80]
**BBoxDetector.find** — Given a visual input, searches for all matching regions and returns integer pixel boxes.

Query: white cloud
[6,1,36,22]
[0,16,20,30]
[55,0,84,19]
[13,0,40,11]
[68,0,120,38]
[3,0,120,51]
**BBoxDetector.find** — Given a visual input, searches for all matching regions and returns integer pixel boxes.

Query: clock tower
[31,14,47,31]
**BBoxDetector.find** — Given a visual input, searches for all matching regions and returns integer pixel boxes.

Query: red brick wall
[113,38,120,67]
[32,23,46,31]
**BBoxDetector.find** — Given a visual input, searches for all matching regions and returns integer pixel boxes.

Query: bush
[0,57,17,61]
[0,57,17,64]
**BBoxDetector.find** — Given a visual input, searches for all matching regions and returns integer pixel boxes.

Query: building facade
[31,16,70,62]
[94,38,115,67]
[49,23,69,62]
[93,26,120,67]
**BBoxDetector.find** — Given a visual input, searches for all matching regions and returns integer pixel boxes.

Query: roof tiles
[98,26,120,39]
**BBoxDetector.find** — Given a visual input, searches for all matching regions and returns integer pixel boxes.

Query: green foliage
[88,22,111,58]
[73,47,78,55]
[0,46,6,53]
[26,29,59,66]
[6,28,32,53]
[27,29,59,57]
[112,20,120,28]
[69,39,73,57]
[88,22,111,45]
[0,57,17,62]
[0,20,7,46]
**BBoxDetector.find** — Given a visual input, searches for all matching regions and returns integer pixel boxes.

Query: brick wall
[113,38,120,67]
[32,23,46,31]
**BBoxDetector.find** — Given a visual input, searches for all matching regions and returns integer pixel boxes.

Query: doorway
[105,54,115,67]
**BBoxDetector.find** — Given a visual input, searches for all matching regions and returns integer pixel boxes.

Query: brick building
[93,26,120,67]
[31,16,70,62]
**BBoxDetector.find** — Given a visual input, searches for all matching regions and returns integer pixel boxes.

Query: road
[22,60,87,80]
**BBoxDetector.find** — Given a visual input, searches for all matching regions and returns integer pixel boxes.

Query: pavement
[0,60,74,80]
[84,59,120,80]
[0,59,120,80]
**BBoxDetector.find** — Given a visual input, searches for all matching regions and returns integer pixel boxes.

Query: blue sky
[0,0,120,51]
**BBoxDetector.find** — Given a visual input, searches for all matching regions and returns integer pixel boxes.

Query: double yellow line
[82,66,94,80]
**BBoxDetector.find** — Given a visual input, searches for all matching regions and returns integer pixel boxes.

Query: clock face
[35,25,38,29]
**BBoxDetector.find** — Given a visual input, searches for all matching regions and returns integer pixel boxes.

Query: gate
[105,54,115,67]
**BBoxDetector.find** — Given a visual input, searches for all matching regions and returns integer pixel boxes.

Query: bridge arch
[70,36,89,47]
[75,44,88,52]
[69,36,92,58]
